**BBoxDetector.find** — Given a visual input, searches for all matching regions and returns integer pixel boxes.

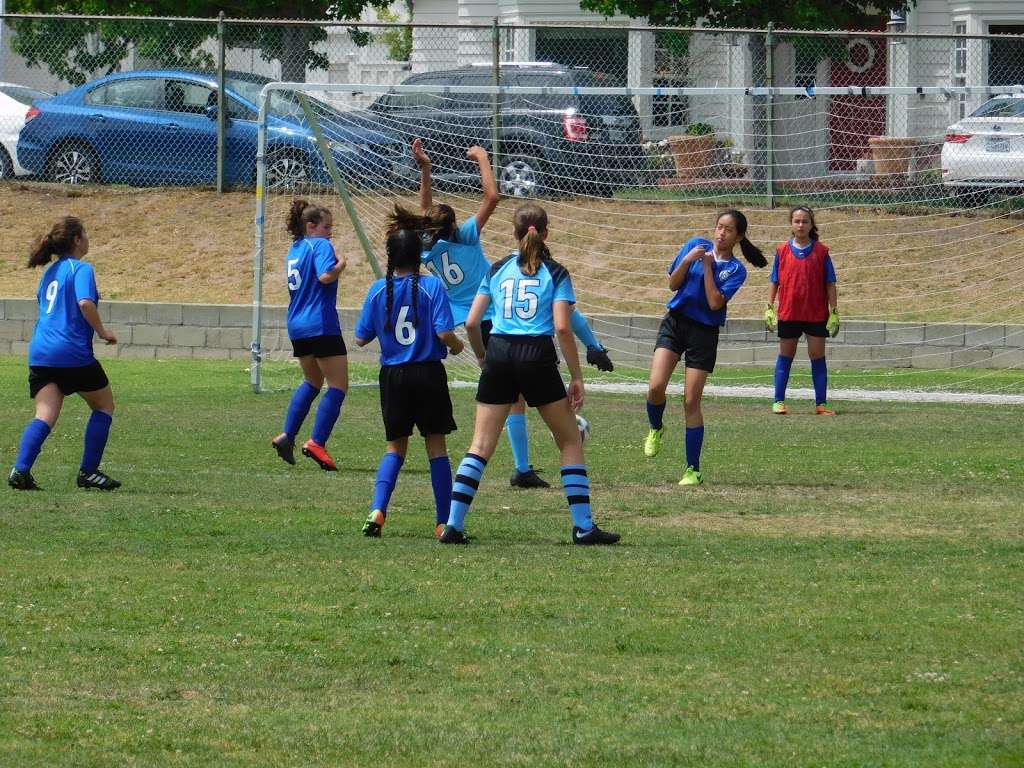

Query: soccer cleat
[643,426,665,458]
[572,525,620,546]
[435,523,446,540]
[271,434,296,465]
[77,470,121,491]
[586,346,614,372]
[438,525,470,544]
[678,466,704,487]
[302,439,337,471]
[772,401,788,415]
[815,403,837,416]
[510,466,550,489]
[8,468,41,491]
[362,509,385,538]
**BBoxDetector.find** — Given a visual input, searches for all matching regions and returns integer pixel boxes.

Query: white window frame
[953,20,968,120]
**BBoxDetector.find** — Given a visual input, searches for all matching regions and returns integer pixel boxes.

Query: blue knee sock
[505,414,530,473]
[80,411,113,474]
[283,381,319,440]
[447,453,486,531]
[685,426,704,472]
[811,357,828,405]
[561,465,593,531]
[570,308,602,350]
[429,455,453,525]
[311,386,345,446]
[646,400,666,430]
[774,354,794,402]
[371,452,404,517]
[15,419,51,473]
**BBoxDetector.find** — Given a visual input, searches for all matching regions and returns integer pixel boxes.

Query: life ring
[846,38,876,74]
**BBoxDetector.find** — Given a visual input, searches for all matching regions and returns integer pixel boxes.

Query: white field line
[448,380,1024,405]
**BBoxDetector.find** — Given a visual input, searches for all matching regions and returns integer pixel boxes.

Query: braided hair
[384,227,424,332]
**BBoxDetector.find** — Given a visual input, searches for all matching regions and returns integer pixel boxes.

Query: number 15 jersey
[478,252,576,337]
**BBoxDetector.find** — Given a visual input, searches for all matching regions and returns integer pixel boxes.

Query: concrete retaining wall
[0,298,1021,369]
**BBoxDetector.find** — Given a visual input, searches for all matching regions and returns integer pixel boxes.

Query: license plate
[986,137,1010,153]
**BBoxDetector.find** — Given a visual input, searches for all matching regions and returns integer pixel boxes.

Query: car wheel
[952,186,987,209]
[48,142,99,185]
[0,148,14,181]
[266,149,312,190]
[499,153,544,198]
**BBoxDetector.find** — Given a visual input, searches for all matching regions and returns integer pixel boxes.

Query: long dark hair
[789,205,820,241]
[384,227,423,332]
[286,199,330,241]
[28,216,85,268]
[513,203,549,276]
[717,209,767,268]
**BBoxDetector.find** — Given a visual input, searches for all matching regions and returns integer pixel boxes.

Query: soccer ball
[576,413,591,443]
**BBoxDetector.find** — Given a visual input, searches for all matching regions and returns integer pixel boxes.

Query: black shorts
[291,334,347,358]
[778,320,829,339]
[480,319,493,349]
[654,312,720,373]
[379,361,456,441]
[476,335,567,408]
[29,361,109,399]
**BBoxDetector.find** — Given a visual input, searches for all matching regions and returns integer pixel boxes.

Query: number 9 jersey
[29,257,100,367]
[479,252,575,337]
[355,273,455,365]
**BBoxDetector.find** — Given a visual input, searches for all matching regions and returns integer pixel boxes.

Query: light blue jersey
[28,257,99,367]
[421,217,493,326]
[478,252,575,337]
[666,236,747,327]
[285,237,341,340]
[355,273,454,366]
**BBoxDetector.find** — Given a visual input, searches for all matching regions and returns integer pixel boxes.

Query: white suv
[941,94,1024,202]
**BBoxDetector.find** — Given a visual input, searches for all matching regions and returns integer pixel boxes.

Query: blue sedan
[17,69,402,188]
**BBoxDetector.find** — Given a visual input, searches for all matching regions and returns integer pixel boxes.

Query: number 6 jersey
[29,256,100,367]
[355,273,455,365]
[479,252,576,337]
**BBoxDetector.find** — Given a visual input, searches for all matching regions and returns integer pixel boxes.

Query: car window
[388,77,451,110]
[453,75,493,109]
[572,72,637,117]
[86,79,160,109]
[513,74,572,110]
[164,80,214,115]
[970,98,1024,119]
[0,85,51,104]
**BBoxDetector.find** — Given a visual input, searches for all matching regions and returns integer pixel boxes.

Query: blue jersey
[478,252,575,337]
[28,257,99,367]
[421,217,492,326]
[355,273,454,366]
[666,237,747,327]
[285,237,341,340]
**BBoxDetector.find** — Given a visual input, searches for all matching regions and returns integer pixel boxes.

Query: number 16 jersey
[478,252,576,337]
[421,217,492,327]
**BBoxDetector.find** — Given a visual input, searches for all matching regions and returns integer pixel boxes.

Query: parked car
[16,70,403,189]
[942,94,1024,202]
[0,82,52,179]
[366,62,643,197]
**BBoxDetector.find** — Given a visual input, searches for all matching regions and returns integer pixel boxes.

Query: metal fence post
[765,22,775,209]
[491,17,502,183]
[216,11,226,193]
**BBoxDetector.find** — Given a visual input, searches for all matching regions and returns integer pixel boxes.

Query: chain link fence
[0,14,1023,204]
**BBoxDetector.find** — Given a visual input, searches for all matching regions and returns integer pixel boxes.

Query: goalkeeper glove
[826,308,840,337]
[763,303,777,331]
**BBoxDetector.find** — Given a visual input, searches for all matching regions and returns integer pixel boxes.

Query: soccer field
[1,357,1022,767]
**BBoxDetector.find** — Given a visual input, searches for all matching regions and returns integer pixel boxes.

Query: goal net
[251,81,1024,400]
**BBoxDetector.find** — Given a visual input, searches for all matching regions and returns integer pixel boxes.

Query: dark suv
[367,63,642,197]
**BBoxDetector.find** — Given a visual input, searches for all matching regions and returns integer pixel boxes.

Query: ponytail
[512,202,550,276]
[286,199,330,241]
[28,216,84,268]
[718,209,767,268]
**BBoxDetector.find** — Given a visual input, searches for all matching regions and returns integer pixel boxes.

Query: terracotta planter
[667,134,715,178]
[868,137,918,178]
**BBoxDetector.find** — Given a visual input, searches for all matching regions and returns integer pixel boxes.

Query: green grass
[1,357,1022,767]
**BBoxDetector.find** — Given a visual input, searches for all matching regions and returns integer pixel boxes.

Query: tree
[577,0,910,30]
[7,0,393,84]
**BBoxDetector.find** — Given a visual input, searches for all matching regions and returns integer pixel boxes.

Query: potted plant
[668,122,716,178]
